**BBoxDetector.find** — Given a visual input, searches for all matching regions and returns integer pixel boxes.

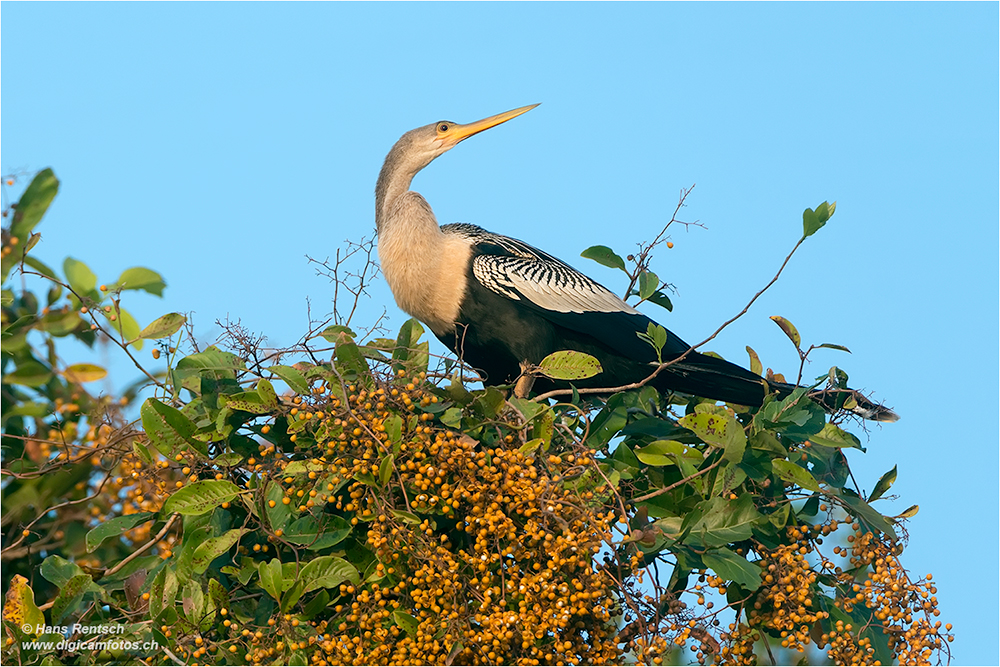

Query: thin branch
[631,457,724,503]
[533,235,808,402]
[103,513,180,578]
[18,268,165,388]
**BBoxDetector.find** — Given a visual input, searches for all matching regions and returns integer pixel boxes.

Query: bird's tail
[657,352,768,407]
[656,352,898,423]
[771,382,899,423]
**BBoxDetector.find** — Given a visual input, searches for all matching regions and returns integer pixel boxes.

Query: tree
[2,169,952,666]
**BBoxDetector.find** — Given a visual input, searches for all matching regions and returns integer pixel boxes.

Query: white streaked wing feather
[473,255,639,315]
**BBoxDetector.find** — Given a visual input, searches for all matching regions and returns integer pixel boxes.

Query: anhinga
[375,105,897,422]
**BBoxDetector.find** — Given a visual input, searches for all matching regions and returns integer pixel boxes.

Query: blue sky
[3,3,997,662]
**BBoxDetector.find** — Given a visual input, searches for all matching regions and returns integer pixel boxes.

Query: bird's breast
[378,220,474,336]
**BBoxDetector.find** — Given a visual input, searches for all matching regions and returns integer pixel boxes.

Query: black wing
[442,223,688,362]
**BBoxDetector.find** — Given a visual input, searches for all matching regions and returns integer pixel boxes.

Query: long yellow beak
[445,104,539,146]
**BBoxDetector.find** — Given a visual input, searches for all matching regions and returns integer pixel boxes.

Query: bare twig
[624,184,703,303]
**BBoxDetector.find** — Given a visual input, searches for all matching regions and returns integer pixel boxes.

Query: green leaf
[319,324,356,343]
[646,290,673,312]
[580,245,627,272]
[808,423,863,450]
[637,322,669,362]
[138,313,186,340]
[390,509,422,526]
[299,556,359,593]
[24,255,59,282]
[63,257,97,296]
[802,201,835,238]
[133,440,154,466]
[354,471,377,487]
[816,342,851,354]
[745,346,762,377]
[284,515,352,550]
[711,464,747,498]
[103,306,142,349]
[280,580,306,614]
[769,315,801,349]
[3,314,36,338]
[678,411,747,463]
[10,169,59,241]
[647,322,668,353]
[52,574,92,623]
[265,483,292,534]
[24,232,41,254]
[834,488,898,541]
[40,555,85,588]
[508,397,547,423]
[223,558,260,587]
[5,361,53,387]
[393,318,428,370]
[192,529,247,575]
[85,513,155,552]
[684,496,763,548]
[771,459,821,492]
[212,452,243,468]
[394,609,419,637]
[518,438,544,456]
[634,440,699,467]
[471,386,506,419]
[258,558,283,601]
[532,408,555,447]
[757,389,827,440]
[768,502,792,529]
[36,308,84,337]
[141,398,209,459]
[868,465,897,503]
[181,579,205,623]
[162,480,241,516]
[114,267,166,296]
[3,169,58,282]
[335,332,370,377]
[702,547,762,591]
[268,364,310,394]
[586,394,629,448]
[257,378,278,407]
[384,413,404,452]
[225,390,274,414]
[62,363,107,384]
[148,568,173,616]
[5,401,51,418]
[803,444,850,489]
[638,270,659,300]
[172,346,244,391]
[749,431,787,457]
[378,454,395,486]
[537,350,602,381]
[207,579,228,618]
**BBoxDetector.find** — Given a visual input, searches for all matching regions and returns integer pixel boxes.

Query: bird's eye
[438,123,449,133]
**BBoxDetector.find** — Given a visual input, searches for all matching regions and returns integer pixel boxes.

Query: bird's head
[388,104,540,173]
[376,104,539,231]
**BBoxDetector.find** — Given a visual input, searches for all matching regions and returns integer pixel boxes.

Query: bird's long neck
[375,140,429,233]
[375,142,472,335]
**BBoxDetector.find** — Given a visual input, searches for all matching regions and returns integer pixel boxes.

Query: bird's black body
[435,224,768,405]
